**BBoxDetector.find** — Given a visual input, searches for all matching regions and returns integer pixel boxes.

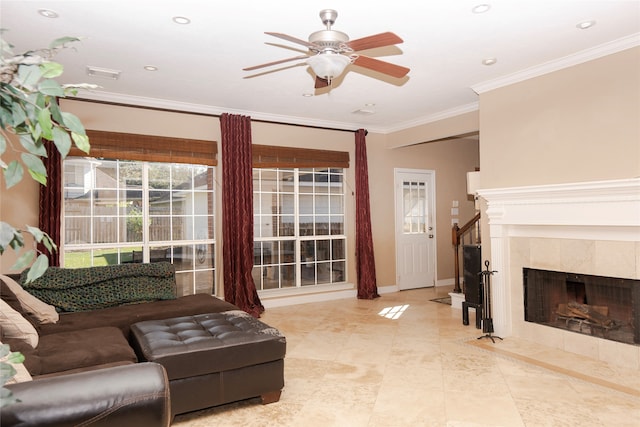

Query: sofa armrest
[2,362,171,427]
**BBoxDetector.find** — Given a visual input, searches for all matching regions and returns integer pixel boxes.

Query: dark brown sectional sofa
[2,265,238,378]
[1,263,286,425]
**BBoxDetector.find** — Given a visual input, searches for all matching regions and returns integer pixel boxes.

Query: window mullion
[293,169,301,288]
[142,162,150,262]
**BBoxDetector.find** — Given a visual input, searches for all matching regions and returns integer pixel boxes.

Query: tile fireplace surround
[478,178,640,370]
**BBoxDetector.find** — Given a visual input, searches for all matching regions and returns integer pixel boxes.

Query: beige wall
[477,47,640,262]
[366,134,479,286]
[480,47,640,190]
[0,138,40,273]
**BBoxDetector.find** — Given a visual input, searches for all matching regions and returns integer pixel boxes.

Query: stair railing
[451,212,481,293]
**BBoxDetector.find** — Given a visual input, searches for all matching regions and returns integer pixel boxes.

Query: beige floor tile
[174,287,640,427]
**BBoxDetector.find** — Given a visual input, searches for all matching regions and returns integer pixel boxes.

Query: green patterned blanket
[20,262,177,312]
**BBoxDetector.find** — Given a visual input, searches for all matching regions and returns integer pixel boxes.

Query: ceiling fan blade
[352,55,410,78]
[315,76,330,89]
[265,32,318,49]
[346,32,404,52]
[243,55,309,71]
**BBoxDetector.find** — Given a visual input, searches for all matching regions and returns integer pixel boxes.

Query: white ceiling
[2,0,639,133]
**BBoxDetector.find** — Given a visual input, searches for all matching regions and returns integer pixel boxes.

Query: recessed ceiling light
[472,4,491,14]
[38,9,59,18]
[144,65,158,71]
[482,58,497,66]
[302,93,313,97]
[172,16,191,25]
[576,20,596,30]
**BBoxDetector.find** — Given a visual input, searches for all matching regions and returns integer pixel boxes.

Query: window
[252,168,346,290]
[63,158,215,296]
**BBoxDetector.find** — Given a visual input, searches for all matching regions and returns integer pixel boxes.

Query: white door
[395,169,436,290]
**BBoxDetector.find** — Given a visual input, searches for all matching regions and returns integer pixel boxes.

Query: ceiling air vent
[86,66,121,80]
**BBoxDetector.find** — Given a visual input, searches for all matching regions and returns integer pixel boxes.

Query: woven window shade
[68,130,218,166]
[253,145,349,168]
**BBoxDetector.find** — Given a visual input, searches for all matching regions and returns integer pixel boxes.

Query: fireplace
[477,178,640,370]
[523,268,640,346]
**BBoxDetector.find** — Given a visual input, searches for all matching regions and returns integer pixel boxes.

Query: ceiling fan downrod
[319,9,338,30]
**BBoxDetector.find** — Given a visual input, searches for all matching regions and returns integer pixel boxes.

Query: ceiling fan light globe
[307,54,351,80]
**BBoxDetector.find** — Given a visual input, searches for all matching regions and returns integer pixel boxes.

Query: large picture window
[62,158,215,296]
[252,167,346,290]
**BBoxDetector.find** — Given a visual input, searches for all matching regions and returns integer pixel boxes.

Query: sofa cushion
[27,327,137,376]
[36,293,240,337]
[0,299,39,348]
[20,262,177,312]
[1,274,59,324]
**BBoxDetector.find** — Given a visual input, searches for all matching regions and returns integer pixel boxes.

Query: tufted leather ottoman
[130,310,286,416]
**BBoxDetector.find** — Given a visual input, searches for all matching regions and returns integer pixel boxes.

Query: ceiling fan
[243,9,410,89]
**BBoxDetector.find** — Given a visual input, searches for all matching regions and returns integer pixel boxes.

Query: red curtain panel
[38,142,62,267]
[220,113,264,317]
[355,129,379,299]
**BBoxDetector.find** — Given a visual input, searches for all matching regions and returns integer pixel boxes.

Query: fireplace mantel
[480,178,640,233]
[476,178,640,348]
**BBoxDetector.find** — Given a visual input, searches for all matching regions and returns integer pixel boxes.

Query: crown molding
[472,33,640,94]
[382,102,479,134]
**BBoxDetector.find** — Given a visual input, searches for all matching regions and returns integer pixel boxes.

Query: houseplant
[0,343,25,407]
[0,35,94,281]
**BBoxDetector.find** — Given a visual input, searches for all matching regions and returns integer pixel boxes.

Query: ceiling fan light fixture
[307,53,351,81]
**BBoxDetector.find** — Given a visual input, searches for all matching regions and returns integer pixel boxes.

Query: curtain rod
[67,97,362,134]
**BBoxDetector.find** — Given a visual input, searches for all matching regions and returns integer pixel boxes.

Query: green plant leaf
[10,249,35,271]
[60,112,86,134]
[0,222,19,253]
[41,233,57,254]
[71,131,90,153]
[19,134,47,156]
[37,78,64,97]
[11,103,27,127]
[0,134,5,155]
[21,152,47,185]
[39,62,63,79]
[0,363,17,383]
[52,127,71,158]
[37,106,54,140]
[49,99,64,124]
[16,64,42,89]
[49,36,81,49]
[7,352,25,365]
[25,225,45,242]
[0,345,9,359]
[25,254,49,283]
[3,160,23,188]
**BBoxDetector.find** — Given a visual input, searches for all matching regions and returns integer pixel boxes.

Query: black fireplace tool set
[478,260,503,343]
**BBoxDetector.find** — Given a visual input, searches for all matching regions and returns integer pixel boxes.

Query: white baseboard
[377,285,399,294]
[436,278,458,287]
[261,287,356,309]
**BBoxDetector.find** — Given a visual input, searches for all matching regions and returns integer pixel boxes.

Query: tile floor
[173,286,640,426]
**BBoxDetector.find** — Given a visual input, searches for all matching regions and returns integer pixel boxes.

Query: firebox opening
[523,268,639,346]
